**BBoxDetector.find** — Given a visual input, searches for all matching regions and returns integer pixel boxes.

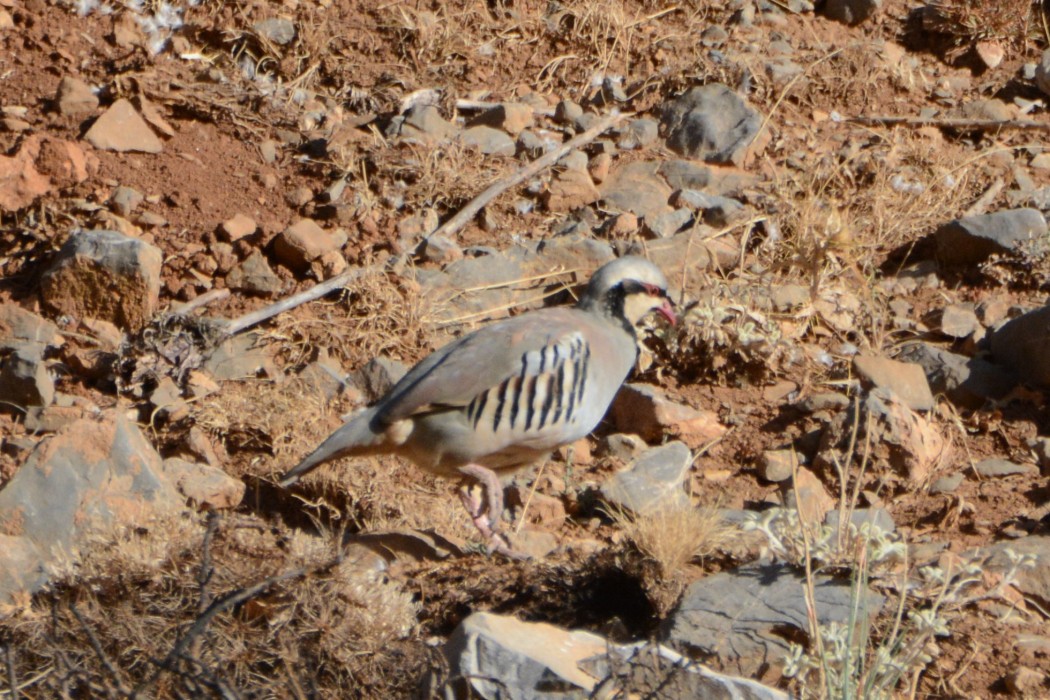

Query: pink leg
[457,464,528,559]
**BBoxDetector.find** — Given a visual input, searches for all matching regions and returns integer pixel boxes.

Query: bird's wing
[374,307,600,425]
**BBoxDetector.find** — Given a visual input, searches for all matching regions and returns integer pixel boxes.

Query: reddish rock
[84,98,163,153]
[611,383,725,447]
[273,218,345,270]
[162,457,245,510]
[0,140,51,212]
[544,169,600,212]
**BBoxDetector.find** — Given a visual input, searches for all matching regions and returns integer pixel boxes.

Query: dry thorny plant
[1,513,434,699]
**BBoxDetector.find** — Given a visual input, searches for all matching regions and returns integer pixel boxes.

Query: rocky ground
[4,0,1050,697]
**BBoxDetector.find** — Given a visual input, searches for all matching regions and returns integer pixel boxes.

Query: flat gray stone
[661,84,763,165]
[644,207,693,238]
[601,160,674,220]
[935,208,1048,265]
[460,126,516,156]
[930,472,964,494]
[974,458,1037,478]
[353,356,408,402]
[602,441,691,513]
[226,249,282,296]
[445,612,788,700]
[663,563,884,676]
[973,536,1050,603]
[0,303,60,349]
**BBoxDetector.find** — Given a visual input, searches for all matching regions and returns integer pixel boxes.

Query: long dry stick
[2,644,15,700]
[427,110,629,242]
[849,115,1050,131]
[223,266,375,337]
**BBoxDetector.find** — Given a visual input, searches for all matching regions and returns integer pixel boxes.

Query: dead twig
[849,115,1050,131]
[170,289,231,316]
[2,643,16,700]
[134,556,341,697]
[68,601,130,697]
[428,110,629,242]
[223,267,375,337]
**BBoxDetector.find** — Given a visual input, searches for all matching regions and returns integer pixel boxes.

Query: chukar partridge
[280,256,676,557]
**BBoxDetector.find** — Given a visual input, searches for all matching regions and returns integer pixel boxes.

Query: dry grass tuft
[607,503,732,578]
[5,515,430,698]
[193,375,335,480]
[267,267,440,372]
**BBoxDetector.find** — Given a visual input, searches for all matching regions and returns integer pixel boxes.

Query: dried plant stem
[428,110,629,242]
[850,115,1050,131]
[224,267,375,337]
[2,643,16,700]
[171,288,231,315]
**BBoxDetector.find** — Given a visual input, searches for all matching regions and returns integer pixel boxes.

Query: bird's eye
[642,283,662,296]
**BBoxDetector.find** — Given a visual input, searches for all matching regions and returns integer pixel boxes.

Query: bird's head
[579,256,677,328]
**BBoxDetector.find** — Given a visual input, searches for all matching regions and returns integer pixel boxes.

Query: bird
[279,256,677,557]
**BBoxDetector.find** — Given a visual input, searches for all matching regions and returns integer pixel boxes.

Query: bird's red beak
[658,298,677,326]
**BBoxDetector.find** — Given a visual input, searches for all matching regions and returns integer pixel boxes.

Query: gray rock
[162,457,245,509]
[396,105,457,142]
[425,252,526,319]
[935,208,1048,265]
[468,103,534,136]
[600,160,674,220]
[533,236,614,276]
[225,249,282,296]
[973,536,1050,603]
[419,234,462,264]
[661,84,763,165]
[599,433,647,460]
[55,76,98,117]
[898,343,1015,408]
[663,563,884,676]
[254,17,296,45]
[938,303,980,339]
[700,25,728,46]
[930,472,964,494]
[1036,49,1050,99]
[644,207,693,238]
[444,612,788,700]
[0,303,60,349]
[672,189,746,226]
[636,226,738,278]
[460,126,516,156]
[617,118,659,150]
[822,0,881,24]
[990,305,1050,386]
[40,229,162,331]
[825,508,895,533]
[558,149,589,172]
[758,449,795,482]
[657,159,713,191]
[853,354,935,411]
[0,342,54,408]
[602,441,691,513]
[973,458,1037,478]
[0,413,183,607]
[554,99,583,125]
[765,59,803,84]
[798,392,850,412]
[203,332,273,381]
[109,185,142,217]
[353,357,409,402]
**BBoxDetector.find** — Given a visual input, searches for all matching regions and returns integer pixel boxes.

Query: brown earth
[2,0,1050,697]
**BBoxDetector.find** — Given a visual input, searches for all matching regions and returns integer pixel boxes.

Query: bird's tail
[278,408,386,487]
